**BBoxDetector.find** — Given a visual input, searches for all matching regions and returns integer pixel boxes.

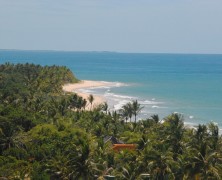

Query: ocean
[0,50,222,129]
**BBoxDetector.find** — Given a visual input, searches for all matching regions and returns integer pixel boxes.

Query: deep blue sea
[1,50,222,129]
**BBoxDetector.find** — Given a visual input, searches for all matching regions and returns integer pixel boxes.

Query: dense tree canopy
[0,63,222,179]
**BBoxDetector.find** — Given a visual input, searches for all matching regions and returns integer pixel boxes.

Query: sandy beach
[63,80,112,110]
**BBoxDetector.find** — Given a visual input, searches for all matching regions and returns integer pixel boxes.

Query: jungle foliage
[0,63,222,180]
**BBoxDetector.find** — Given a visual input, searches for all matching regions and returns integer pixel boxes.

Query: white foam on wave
[89,81,128,90]
[105,92,136,100]
[142,100,164,105]
[112,94,135,99]
[219,129,222,135]
[104,92,114,97]
[152,105,159,108]
[210,120,218,125]
[89,86,111,89]
[114,100,131,110]
[114,82,128,87]
[184,121,197,126]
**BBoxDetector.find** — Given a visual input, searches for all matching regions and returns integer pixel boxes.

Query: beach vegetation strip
[0,63,222,179]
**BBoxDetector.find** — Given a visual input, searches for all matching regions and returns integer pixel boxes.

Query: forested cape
[0,63,222,179]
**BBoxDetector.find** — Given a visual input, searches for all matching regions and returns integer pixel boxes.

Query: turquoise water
[0,50,222,128]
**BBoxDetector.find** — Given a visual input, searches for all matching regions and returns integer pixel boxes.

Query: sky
[0,0,222,54]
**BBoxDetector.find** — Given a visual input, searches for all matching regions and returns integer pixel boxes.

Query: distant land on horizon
[0,49,222,55]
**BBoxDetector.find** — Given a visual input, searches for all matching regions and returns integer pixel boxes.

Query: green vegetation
[0,63,222,179]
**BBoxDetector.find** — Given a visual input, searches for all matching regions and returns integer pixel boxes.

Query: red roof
[112,144,136,151]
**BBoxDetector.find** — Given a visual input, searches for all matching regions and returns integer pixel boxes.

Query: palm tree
[101,102,108,114]
[68,94,87,111]
[131,100,143,123]
[45,153,71,179]
[126,103,133,122]
[184,143,222,179]
[68,94,78,110]
[208,122,219,150]
[81,98,87,111]
[70,141,95,179]
[119,107,129,123]
[148,152,176,179]
[150,114,160,124]
[0,121,24,153]
[88,94,94,110]
[163,113,185,160]
[113,150,139,179]
[120,103,133,123]
[58,98,68,116]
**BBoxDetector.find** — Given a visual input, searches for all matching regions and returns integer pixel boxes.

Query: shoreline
[62,80,222,134]
[62,80,114,110]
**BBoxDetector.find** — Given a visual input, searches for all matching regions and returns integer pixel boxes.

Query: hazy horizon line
[1,48,222,55]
